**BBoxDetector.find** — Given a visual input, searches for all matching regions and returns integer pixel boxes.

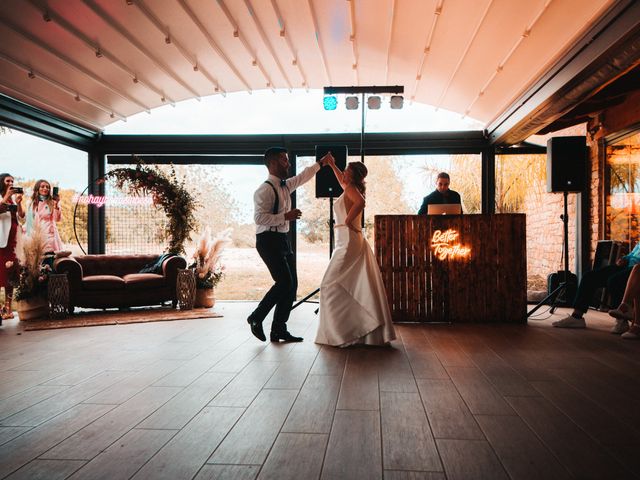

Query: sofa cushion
[123,273,165,290]
[76,255,161,277]
[82,275,126,291]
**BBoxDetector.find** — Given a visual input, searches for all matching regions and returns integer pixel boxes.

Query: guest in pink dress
[27,179,62,254]
[0,173,25,321]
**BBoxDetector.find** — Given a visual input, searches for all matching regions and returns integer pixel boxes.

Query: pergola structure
[1,0,640,274]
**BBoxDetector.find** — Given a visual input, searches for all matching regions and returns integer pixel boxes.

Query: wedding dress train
[315,194,396,347]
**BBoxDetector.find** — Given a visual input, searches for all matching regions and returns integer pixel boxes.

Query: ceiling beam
[130,0,224,94]
[81,0,202,100]
[95,130,487,155]
[0,81,103,131]
[463,0,553,117]
[411,0,443,101]
[306,0,331,84]
[0,51,126,121]
[176,0,253,92]
[217,0,275,91]
[486,0,640,145]
[0,15,152,113]
[346,0,359,84]
[0,92,98,149]
[27,0,175,106]
[435,0,494,109]
[243,0,293,90]
[270,0,309,89]
[384,0,397,84]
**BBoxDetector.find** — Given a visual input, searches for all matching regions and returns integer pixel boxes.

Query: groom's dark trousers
[251,231,298,334]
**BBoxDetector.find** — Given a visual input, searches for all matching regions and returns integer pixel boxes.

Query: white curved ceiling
[0,0,616,131]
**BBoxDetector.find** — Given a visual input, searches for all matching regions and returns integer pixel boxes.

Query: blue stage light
[323,96,338,110]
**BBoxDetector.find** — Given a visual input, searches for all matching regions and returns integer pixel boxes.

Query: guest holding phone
[0,173,25,321]
[27,179,63,255]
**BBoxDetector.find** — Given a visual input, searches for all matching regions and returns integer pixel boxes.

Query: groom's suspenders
[264,181,279,232]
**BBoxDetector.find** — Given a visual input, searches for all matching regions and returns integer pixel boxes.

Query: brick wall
[523,181,577,280]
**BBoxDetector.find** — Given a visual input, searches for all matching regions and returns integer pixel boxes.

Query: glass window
[295,153,482,300]
[496,152,576,292]
[606,131,640,246]
[104,162,273,300]
[0,129,89,254]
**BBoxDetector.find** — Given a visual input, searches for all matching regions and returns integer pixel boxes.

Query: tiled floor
[0,302,639,479]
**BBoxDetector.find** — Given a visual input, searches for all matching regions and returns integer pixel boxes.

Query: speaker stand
[528,190,574,318]
[292,196,335,312]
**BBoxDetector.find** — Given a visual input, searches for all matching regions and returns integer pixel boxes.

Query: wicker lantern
[176,268,196,310]
[48,273,70,319]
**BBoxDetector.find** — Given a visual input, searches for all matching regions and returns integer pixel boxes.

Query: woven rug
[20,307,223,331]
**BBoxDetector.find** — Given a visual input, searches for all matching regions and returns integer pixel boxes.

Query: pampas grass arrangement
[191,227,232,289]
[12,221,50,301]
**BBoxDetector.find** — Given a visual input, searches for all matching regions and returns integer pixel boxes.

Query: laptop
[427,203,462,215]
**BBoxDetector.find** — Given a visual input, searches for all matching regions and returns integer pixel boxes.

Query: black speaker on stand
[528,136,587,318]
[292,145,347,311]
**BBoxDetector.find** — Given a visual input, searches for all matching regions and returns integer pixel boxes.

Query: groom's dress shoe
[270,331,303,343]
[247,316,266,342]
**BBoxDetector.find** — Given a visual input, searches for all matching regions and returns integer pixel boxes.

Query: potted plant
[10,222,50,320]
[190,227,231,308]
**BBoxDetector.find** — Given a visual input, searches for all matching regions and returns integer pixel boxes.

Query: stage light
[390,95,404,109]
[323,96,338,110]
[367,96,381,109]
[345,96,359,110]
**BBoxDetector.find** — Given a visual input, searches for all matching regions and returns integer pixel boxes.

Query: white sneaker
[611,319,629,335]
[621,326,640,339]
[608,303,634,321]
[552,315,586,328]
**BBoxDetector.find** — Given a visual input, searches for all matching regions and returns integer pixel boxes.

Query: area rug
[20,307,223,331]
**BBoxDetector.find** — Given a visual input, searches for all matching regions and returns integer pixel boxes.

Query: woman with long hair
[0,173,25,320]
[315,156,396,347]
[27,179,62,255]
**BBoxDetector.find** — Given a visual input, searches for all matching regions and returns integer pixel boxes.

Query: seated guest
[608,264,640,339]
[417,172,462,215]
[553,241,640,331]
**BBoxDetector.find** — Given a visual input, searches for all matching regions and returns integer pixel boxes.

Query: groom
[248,147,330,342]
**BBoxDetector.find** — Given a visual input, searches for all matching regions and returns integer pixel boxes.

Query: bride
[315,154,396,347]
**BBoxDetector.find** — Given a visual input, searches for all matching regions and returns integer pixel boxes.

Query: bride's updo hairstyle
[347,161,368,195]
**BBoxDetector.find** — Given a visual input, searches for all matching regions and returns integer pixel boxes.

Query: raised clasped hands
[284,208,302,221]
[319,152,335,167]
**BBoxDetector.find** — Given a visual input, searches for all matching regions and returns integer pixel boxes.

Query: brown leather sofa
[54,254,187,311]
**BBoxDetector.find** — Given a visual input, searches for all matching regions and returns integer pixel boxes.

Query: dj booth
[374,214,527,323]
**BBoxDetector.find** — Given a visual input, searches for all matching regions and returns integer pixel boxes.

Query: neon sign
[431,229,471,260]
[72,194,153,208]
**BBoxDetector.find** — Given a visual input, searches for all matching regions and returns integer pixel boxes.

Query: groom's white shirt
[254,162,321,234]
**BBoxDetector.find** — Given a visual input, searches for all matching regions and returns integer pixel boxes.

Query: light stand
[527,190,575,317]
[292,85,404,312]
[291,196,335,310]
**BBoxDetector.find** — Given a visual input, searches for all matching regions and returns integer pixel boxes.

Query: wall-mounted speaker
[315,145,347,198]
[546,136,587,193]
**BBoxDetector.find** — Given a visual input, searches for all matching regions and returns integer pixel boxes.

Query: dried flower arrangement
[10,222,51,301]
[190,227,232,289]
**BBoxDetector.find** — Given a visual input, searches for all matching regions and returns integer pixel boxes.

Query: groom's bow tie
[280,179,287,187]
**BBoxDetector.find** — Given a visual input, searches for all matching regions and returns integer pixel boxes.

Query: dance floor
[0,302,639,480]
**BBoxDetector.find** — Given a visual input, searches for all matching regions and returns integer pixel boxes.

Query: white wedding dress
[315,194,396,347]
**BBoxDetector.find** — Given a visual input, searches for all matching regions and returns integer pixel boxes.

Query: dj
[417,172,463,215]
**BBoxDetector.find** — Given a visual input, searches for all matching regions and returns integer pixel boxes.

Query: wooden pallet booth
[375,214,527,323]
